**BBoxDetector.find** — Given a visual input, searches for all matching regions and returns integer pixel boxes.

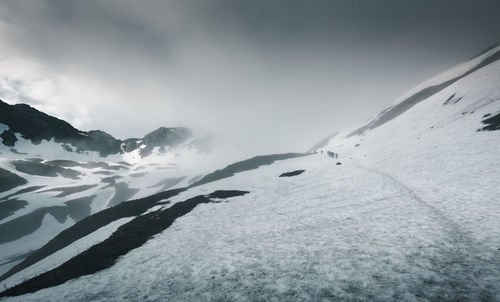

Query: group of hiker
[319,149,338,159]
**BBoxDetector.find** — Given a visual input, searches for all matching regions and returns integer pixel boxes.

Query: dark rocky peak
[0,99,81,144]
[0,100,121,156]
[142,127,192,148]
[134,127,192,157]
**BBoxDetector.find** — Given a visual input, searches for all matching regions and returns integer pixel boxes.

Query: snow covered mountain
[1,45,500,301]
[0,100,221,278]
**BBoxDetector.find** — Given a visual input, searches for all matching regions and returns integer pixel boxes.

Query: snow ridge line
[357,164,499,301]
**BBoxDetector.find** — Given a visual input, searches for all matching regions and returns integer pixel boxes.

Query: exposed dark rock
[279,170,305,177]
[121,138,139,153]
[478,112,500,131]
[0,168,27,193]
[191,153,311,187]
[0,188,185,283]
[443,94,456,105]
[142,127,191,148]
[0,129,17,146]
[61,144,73,152]
[0,199,28,221]
[336,162,342,165]
[207,190,249,199]
[11,160,81,180]
[122,128,192,157]
[138,127,192,157]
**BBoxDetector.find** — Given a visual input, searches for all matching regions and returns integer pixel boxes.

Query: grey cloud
[0,0,499,156]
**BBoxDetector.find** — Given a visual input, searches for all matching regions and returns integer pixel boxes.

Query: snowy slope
[1,47,500,301]
[0,120,224,276]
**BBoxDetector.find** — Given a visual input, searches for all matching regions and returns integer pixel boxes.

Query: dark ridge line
[190,152,311,187]
[467,43,499,61]
[347,46,500,137]
[279,170,305,177]
[0,190,250,297]
[443,93,456,105]
[207,190,250,199]
[0,188,185,282]
[478,112,500,131]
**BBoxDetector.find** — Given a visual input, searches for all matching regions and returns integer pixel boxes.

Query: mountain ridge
[0,99,191,157]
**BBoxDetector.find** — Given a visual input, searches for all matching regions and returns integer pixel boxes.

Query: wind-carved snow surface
[2,54,500,301]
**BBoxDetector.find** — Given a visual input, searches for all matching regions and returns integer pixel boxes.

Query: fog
[1,0,499,157]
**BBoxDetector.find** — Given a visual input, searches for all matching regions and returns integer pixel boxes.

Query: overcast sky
[1,0,499,155]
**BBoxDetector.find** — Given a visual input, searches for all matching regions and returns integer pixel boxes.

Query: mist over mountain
[1,1,500,301]
[1,0,500,157]
[0,42,499,301]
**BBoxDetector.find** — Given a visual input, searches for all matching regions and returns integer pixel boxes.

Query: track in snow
[359,165,500,301]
